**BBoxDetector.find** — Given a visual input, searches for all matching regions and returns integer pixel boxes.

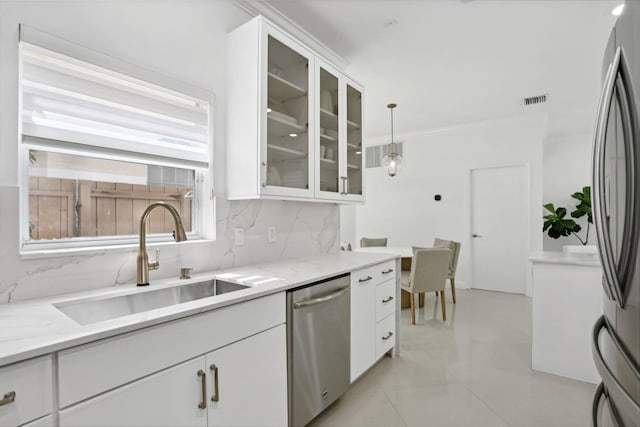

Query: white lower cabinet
[0,355,52,427]
[22,415,54,427]
[350,268,376,382]
[59,357,206,427]
[375,313,396,359]
[206,325,287,427]
[60,325,287,427]
[350,260,397,382]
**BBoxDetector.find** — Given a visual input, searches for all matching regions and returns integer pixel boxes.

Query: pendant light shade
[382,103,403,177]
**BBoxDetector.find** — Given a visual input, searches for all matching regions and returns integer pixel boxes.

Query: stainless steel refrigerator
[592,2,640,426]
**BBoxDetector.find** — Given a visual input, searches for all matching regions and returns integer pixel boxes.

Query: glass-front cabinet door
[344,79,364,201]
[314,66,365,202]
[315,60,342,199]
[261,27,314,198]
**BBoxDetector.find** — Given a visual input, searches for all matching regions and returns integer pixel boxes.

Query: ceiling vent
[366,142,404,168]
[523,94,548,106]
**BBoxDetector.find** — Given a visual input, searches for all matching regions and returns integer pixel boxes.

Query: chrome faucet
[137,202,187,286]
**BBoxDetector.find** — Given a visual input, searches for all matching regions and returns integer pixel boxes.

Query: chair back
[433,238,461,279]
[408,248,450,293]
[360,237,388,247]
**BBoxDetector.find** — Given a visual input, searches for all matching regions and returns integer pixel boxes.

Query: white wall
[542,133,594,251]
[340,204,356,248]
[354,113,546,292]
[0,1,339,303]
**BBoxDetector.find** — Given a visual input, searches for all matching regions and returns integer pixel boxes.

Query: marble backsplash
[0,186,339,303]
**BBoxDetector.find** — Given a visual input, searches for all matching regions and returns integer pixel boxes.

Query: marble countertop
[529,251,601,267]
[0,252,397,367]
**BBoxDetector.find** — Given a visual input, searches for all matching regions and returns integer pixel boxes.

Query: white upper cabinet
[315,59,342,200]
[227,16,364,203]
[343,78,365,201]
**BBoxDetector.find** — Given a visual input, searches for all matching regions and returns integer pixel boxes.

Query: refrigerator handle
[592,316,640,424]
[592,382,623,427]
[616,45,640,307]
[592,49,620,302]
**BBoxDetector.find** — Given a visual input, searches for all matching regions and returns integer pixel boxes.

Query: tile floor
[310,289,596,427]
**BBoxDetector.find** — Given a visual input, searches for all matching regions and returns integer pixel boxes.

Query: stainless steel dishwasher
[287,273,350,426]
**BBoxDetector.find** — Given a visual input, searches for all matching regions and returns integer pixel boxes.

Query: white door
[471,165,527,293]
[206,324,287,427]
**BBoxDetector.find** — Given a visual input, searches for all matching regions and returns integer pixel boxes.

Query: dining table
[354,246,413,258]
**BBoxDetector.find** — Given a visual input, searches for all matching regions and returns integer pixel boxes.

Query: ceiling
[266,0,619,139]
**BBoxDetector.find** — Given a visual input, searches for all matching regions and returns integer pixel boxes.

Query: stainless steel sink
[54,279,250,325]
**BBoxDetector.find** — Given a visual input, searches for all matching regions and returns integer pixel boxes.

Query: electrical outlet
[234,228,244,246]
[267,226,277,243]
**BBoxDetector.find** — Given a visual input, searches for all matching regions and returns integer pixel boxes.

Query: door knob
[472,234,483,238]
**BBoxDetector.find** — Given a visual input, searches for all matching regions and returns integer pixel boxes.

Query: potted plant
[543,186,596,254]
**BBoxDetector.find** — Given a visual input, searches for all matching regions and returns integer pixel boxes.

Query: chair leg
[410,293,416,325]
[450,278,457,304]
[440,289,446,321]
[419,292,424,307]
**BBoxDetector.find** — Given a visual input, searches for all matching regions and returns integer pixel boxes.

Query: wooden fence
[29,177,192,240]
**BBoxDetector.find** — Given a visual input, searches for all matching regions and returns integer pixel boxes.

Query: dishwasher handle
[293,286,349,309]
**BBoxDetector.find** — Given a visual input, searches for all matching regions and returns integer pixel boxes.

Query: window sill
[20,237,216,260]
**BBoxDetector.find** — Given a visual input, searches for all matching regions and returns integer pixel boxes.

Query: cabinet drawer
[375,280,396,322]
[375,314,396,359]
[0,355,52,427]
[351,260,396,289]
[59,292,285,408]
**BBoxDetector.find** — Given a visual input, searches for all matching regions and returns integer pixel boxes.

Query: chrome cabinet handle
[382,332,394,341]
[382,268,394,274]
[472,234,483,238]
[339,177,347,195]
[345,176,350,195]
[0,391,15,407]
[197,370,206,409]
[358,276,372,283]
[382,296,394,303]
[293,286,349,309]
[210,364,219,402]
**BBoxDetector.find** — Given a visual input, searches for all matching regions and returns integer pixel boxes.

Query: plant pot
[562,245,598,256]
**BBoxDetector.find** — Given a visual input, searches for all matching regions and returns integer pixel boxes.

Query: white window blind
[21,42,211,167]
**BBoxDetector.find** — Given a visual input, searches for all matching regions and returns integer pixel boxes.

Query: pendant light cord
[388,103,397,155]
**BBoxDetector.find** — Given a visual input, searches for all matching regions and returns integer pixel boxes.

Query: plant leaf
[570,185,593,223]
[543,203,556,213]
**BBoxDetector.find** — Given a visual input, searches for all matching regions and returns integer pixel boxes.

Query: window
[19,26,212,249]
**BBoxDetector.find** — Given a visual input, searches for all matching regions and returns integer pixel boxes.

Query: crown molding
[232,0,349,70]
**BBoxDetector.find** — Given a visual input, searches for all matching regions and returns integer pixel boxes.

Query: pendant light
[382,103,403,177]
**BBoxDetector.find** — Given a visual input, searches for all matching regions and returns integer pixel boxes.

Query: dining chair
[400,248,450,324]
[433,238,461,304]
[360,237,388,247]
